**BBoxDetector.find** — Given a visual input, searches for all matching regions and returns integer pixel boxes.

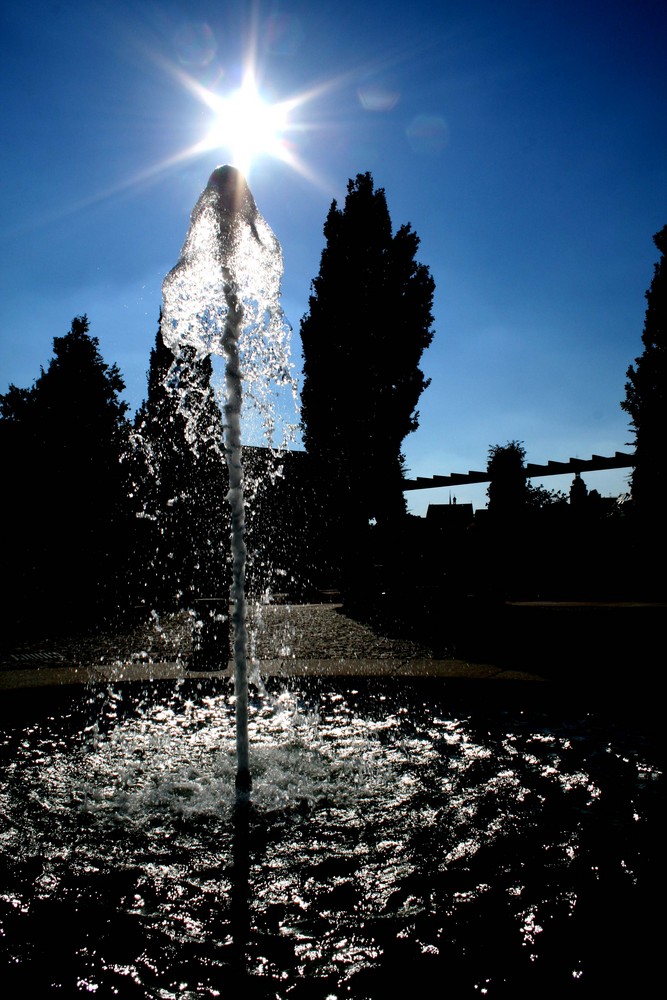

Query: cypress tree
[621,225,667,518]
[299,173,434,587]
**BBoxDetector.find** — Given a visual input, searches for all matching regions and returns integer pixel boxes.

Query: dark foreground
[0,599,663,998]
[1,598,664,726]
[0,675,662,999]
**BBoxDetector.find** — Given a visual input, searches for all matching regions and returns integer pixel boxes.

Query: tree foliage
[486,441,570,517]
[486,440,529,518]
[526,482,567,509]
[0,315,132,630]
[131,321,229,607]
[621,225,667,515]
[300,173,435,530]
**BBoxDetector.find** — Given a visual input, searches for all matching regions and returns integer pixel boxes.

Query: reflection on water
[0,681,662,997]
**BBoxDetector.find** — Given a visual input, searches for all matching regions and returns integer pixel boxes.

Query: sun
[201,76,291,177]
[150,56,334,192]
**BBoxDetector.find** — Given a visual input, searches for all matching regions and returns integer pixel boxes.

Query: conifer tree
[299,173,434,586]
[621,225,667,517]
[132,321,228,607]
[0,315,132,631]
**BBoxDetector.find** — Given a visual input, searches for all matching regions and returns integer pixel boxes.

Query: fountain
[0,170,662,996]
[162,165,294,800]
[0,679,661,996]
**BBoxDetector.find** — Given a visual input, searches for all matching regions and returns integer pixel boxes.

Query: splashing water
[162,166,296,797]
[161,166,293,420]
[0,682,661,996]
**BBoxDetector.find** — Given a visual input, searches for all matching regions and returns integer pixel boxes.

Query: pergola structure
[402,450,634,491]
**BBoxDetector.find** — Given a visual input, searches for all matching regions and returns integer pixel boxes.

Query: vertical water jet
[161,165,292,799]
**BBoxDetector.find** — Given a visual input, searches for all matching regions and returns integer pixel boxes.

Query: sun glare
[149,54,338,193]
[203,79,290,176]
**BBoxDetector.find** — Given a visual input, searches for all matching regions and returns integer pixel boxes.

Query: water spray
[162,165,291,800]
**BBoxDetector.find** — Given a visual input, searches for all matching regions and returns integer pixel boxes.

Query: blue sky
[1,0,665,513]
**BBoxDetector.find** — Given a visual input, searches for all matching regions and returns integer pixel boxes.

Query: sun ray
[165,52,358,185]
[199,74,291,176]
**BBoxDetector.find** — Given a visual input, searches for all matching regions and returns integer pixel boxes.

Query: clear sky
[1,0,665,514]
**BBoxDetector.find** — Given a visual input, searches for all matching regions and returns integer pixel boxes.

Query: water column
[161,165,292,800]
[219,269,250,796]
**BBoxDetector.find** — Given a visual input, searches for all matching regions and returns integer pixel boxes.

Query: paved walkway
[2,599,664,695]
[0,603,542,690]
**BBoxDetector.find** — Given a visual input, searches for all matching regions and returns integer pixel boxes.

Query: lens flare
[202,78,291,176]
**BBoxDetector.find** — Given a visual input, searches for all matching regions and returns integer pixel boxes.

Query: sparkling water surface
[0,680,661,997]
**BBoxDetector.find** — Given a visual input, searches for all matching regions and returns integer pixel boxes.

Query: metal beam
[403,451,634,491]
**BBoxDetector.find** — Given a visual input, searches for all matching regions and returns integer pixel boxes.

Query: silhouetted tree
[486,440,529,519]
[526,483,567,509]
[0,315,132,632]
[300,173,434,587]
[132,321,229,608]
[621,225,667,518]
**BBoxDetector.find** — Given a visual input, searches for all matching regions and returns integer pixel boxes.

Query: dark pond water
[0,678,662,997]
